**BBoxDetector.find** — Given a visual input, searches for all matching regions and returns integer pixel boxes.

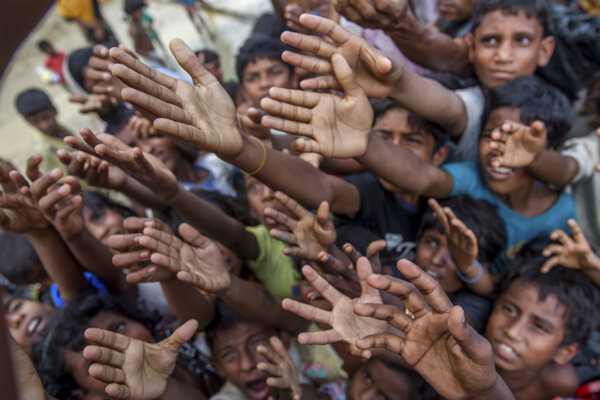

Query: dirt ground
[0,0,272,172]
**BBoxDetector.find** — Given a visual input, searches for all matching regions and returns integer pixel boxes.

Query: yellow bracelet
[247,136,267,176]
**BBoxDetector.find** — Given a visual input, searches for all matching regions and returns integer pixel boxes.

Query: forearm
[224,135,360,215]
[385,18,473,77]
[356,135,453,198]
[120,176,170,211]
[160,278,214,329]
[26,229,88,302]
[527,150,579,188]
[461,263,495,297]
[218,275,307,332]
[319,158,365,175]
[169,187,258,260]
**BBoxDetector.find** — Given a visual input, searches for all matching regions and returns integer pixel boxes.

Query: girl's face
[244,175,291,231]
[83,205,125,246]
[4,295,54,355]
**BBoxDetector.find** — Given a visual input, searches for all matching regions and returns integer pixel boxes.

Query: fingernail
[140,250,149,259]
[133,236,141,243]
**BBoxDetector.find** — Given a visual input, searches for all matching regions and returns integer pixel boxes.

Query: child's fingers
[542,244,566,258]
[428,198,450,235]
[88,363,126,384]
[281,298,332,326]
[112,250,151,268]
[109,47,178,91]
[316,252,355,281]
[269,336,290,361]
[121,87,188,125]
[265,376,289,389]
[0,168,19,194]
[268,87,321,109]
[262,115,315,138]
[299,13,353,44]
[31,169,63,202]
[257,362,282,377]
[447,306,493,364]
[540,256,561,273]
[395,259,453,314]
[281,50,332,75]
[274,191,308,220]
[107,233,142,250]
[550,229,573,247]
[178,223,213,249]
[85,327,132,350]
[530,120,547,138]
[83,345,126,368]
[8,170,30,192]
[292,138,322,155]
[111,63,180,106]
[265,206,298,230]
[143,226,183,250]
[331,53,364,99]
[567,219,586,244]
[355,332,404,355]
[354,302,412,334]
[139,234,181,260]
[316,201,331,226]
[300,75,342,92]
[152,252,184,273]
[271,229,298,246]
[170,38,217,87]
[153,118,206,147]
[125,265,166,284]
[55,195,82,221]
[280,30,338,59]
[25,154,44,182]
[260,98,313,124]
[343,242,364,265]
[365,273,431,318]
[104,383,131,400]
[257,343,284,365]
[296,328,343,346]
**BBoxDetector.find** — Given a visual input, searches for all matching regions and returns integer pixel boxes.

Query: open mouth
[425,269,440,280]
[246,379,269,400]
[27,317,44,337]
[494,341,519,361]
[486,164,514,181]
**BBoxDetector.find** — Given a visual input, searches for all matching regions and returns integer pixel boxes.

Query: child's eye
[516,36,532,45]
[269,68,284,77]
[220,350,235,361]
[252,337,267,347]
[247,183,261,192]
[481,36,499,46]
[363,369,373,384]
[501,304,516,315]
[533,321,550,334]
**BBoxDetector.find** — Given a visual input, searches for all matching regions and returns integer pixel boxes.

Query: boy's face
[415,227,463,293]
[437,0,476,23]
[468,9,555,89]
[478,106,532,194]
[26,109,60,137]
[204,59,223,82]
[212,320,277,400]
[348,359,413,400]
[486,280,576,373]
[137,136,178,171]
[4,295,54,355]
[241,57,291,108]
[83,205,125,246]
[244,175,292,231]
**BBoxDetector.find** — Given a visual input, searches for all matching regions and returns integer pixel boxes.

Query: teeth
[27,318,40,336]
[425,269,439,279]
[499,343,516,356]
[491,166,513,174]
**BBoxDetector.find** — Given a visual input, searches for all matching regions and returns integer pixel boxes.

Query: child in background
[36,40,66,85]
[196,49,223,82]
[124,0,167,66]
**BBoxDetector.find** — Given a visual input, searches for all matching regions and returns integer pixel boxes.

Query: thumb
[161,319,198,354]
[530,120,547,139]
[331,53,364,99]
[447,306,490,363]
[316,201,330,226]
[169,38,214,87]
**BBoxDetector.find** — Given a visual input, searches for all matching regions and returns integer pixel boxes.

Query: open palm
[0,168,49,233]
[109,40,242,157]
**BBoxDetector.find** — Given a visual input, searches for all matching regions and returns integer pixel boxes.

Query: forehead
[243,57,287,75]
[213,320,271,350]
[374,108,409,130]
[484,106,522,129]
[474,9,543,38]
[500,280,567,322]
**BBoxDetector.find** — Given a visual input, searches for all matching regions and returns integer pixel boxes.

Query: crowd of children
[3,0,600,399]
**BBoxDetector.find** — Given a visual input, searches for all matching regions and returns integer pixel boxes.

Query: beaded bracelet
[457,260,483,284]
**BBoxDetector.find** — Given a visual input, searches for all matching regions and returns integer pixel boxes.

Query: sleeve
[441,161,480,197]
[343,173,383,223]
[453,87,485,161]
[561,133,599,185]
[245,225,300,298]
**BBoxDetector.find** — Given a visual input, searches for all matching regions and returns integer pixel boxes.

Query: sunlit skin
[241,58,291,108]
[467,9,555,91]
[4,295,54,356]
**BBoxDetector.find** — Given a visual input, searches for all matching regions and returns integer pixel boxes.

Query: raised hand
[489,120,547,168]
[354,260,505,400]
[279,13,403,97]
[69,93,113,114]
[107,217,175,284]
[0,164,49,233]
[57,149,126,190]
[30,168,84,238]
[65,128,179,201]
[261,53,373,158]
[282,258,387,357]
[265,191,335,261]
[333,0,412,31]
[137,222,231,293]
[108,40,243,157]
[429,199,478,276]
[257,336,302,400]
[83,319,199,400]
[541,219,600,273]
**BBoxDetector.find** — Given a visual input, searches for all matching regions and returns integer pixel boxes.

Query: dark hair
[498,244,600,345]
[32,294,158,399]
[15,88,56,117]
[196,49,219,64]
[37,39,52,51]
[0,232,44,285]
[417,195,507,266]
[251,13,287,39]
[222,80,239,102]
[83,190,137,219]
[472,0,550,36]
[235,34,293,82]
[481,75,573,149]
[124,0,146,14]
[369,98,449,153]
[67,47,94,93]
[205,299,251,352]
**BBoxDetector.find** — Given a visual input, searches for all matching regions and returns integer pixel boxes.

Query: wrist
[457,260,483,284]
[221,135,266,174]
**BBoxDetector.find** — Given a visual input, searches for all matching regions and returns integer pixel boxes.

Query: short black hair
[196,49,219,63]
[83,190,137,219]
[0,232,44,285]
[124,0,146,14]
[369,98,449,153]
[235,34,293,82]
[32,294,158,399]
[481,75,573,149]
[472,0,550,36]
[67,47,94,93]
[498,243,600,346]
[37,39,51,51]
[251,13,287,39]
[417,195,507,266]
[205,299,251,353]
[15,88,56,117]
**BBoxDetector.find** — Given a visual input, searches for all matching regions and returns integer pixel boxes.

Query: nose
[259,74,271,90]
[239,348,257,373]
[6,311,23,330]
[261,184,275,202]
[504,317,526,342]
[391,133,402,147]
[495,41,514,63]
[432,247,452,268]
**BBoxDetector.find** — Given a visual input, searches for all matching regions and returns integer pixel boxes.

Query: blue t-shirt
[442,160,577,273]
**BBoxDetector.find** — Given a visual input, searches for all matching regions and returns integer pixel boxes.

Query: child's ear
[278,330,292,350]
[536,36,556,67]
[553,342,580,366]
[465,33,475,65]
[431,144,449,167]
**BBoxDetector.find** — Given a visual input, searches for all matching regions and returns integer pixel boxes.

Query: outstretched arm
[354,260,514,400]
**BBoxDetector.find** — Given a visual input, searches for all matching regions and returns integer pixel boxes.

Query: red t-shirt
[44,52,66,84]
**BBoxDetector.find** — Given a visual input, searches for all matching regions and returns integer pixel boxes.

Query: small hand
[137,222,231,293]
[109,40,243,157]
[107,217,175,284]
[489,120,546,168]
[279,13,403,97]
[354,260,499,400]
[257,336,302,400]
[57,149,127,190]
[429,199,478,275]
[541,219,600,273]
[266,191,336,261]
[261,53,373,158]
[332,0,411,31]
[282,257,387,357]
[69,93,113,114]
[87,44,127,102]
[83,319,199,400]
